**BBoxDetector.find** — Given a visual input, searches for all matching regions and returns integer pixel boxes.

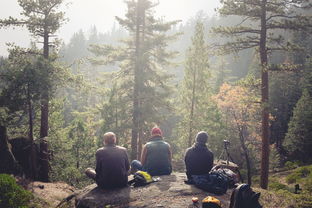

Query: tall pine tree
[0,0,67,182]
[213,0,312,189]
[89,0,179,159]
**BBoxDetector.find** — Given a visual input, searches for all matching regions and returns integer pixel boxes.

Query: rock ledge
[75,172,232,208]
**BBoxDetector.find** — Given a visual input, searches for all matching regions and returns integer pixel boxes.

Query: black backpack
[229,184,262,208]
[192,172,229,195]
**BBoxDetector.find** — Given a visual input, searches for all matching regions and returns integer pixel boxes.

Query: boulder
[75,172,232,208]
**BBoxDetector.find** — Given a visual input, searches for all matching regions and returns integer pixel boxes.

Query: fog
[0,0,220,56]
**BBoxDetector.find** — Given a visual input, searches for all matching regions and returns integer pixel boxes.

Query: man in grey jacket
[85,132,130,189]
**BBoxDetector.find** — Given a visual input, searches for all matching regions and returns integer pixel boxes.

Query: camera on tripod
[223,140,230,148]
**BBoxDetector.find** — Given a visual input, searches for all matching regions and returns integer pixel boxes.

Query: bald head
[103,132,116,145]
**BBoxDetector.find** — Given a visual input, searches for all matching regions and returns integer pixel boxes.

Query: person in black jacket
[184,131,214,181]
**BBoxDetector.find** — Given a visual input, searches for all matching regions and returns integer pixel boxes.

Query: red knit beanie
[151,127,162,136]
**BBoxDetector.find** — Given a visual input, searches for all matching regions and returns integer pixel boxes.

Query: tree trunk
[0,126,20,174]
[260,0,270,189]
[39,25,50,182]
[131,0,142,160]
[40,25,50,138]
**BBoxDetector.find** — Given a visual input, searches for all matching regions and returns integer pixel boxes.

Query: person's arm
[140,144,147,165]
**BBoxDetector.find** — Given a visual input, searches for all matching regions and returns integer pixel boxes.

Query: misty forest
[0,0,312,208]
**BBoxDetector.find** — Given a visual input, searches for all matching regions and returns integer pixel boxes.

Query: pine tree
[0,0,67,182]
[178,20,211,147]
[0,46,70,180]
[284,89,312,163]
[89,0,179,160]
[284,59,312,163]
[213,0,312,189]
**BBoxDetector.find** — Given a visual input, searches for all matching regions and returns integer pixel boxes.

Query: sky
[0,0,220,56]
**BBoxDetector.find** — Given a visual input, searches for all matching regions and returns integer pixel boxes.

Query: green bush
[296,167,311,177]
[269,179,288,191]
[0,174,32,208]
[285,161,299,170]
[304,177,312,193]
[286,166,312,184]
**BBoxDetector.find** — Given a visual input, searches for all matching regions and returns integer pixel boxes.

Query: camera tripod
[217,140,235,165]
[216,140,243,183]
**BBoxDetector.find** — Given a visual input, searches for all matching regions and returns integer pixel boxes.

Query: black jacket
[184,143,214,180]
[95,145,130,189]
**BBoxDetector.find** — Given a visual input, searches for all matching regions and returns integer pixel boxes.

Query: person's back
[144,136,172,176]
[95,144,129,188]
[185,131,214,180]
[131,127,172,176]
[85,132,130,189]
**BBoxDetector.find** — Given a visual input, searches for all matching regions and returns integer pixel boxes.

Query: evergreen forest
[0,0,312,207]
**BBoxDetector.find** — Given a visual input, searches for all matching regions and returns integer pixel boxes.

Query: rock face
[75,172,232,208]
[27,181,76,207]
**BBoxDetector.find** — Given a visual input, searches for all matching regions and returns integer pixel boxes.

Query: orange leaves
[213,83,262,143]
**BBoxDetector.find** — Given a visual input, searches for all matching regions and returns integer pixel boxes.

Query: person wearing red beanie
[151,127,162,137]
[131,126,172,176]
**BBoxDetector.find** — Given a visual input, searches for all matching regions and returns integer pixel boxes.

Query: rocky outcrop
[29,181,76,207]
[75,172,232,208]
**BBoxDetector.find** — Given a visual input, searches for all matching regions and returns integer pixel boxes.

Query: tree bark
[131,0,142,160]
[39,24,50,182]
[260,0,270,189]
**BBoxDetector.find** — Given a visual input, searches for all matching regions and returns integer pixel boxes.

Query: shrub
[0,174,32,208]
[285,161,298,170]
[286,166,312,184]
[269,179,288,191]
[296,167,311,178]
[304,177,312,193]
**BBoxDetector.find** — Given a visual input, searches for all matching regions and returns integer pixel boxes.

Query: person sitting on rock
[184,131,214,182]
[85,132,130,189]
[131,127,172,176]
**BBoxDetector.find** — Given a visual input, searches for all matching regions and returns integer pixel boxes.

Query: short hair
[103,132,116,145]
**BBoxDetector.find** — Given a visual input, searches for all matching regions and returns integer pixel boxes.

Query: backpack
[210,167,239,188]
[229,184,262,208]
[202,196,222,208]
[128,171,153,187]
[192,172,228,195]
